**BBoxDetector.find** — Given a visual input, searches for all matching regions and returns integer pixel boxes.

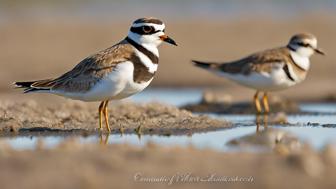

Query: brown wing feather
[36,39,135,92]
[219,47,291,75]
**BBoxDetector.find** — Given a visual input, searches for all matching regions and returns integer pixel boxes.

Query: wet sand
[182,91,301,114]
[0,141,335,189]
[0,100,230,135]
[0,99,334,189]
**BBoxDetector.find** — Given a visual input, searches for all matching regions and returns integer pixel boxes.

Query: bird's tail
[14,79,53,93]
[191,60,219,70]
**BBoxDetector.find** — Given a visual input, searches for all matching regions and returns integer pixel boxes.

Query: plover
[14,17,177,132]
[192,33,324,113]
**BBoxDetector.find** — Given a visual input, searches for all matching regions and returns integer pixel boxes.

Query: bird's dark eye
[297,42,310,47]
[162,29,165,32]
[142,26,153,33]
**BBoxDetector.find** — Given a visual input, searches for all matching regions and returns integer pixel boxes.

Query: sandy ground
[182,91,301,114]
[0,100,334,189]
[1,14,336,102]
[0,100,229,135]
[0,141,335,189]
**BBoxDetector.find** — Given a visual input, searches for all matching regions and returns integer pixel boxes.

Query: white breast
[290,51,310,70]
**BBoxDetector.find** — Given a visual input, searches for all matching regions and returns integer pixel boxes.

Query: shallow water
[3,126,336,151]
[212,114,336,126]
[2,89,336,151]
[130,88,202,107]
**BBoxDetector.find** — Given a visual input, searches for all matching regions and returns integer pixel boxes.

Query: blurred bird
[192,33,324,114]
[14,17,177,132]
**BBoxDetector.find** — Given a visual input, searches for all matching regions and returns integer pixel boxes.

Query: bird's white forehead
[131,23,166,31]
[303,38,317,48]
[289,35,318,48]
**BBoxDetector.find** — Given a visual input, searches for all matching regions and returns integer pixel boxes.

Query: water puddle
[211,114,336,126]
[2,126,336,152]
[1,89,336,152]
[131,88,202,106]
[300,103,336,114]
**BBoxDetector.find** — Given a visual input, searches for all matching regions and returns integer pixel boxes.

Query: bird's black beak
[160,35,177,46]
[314,48,325,55]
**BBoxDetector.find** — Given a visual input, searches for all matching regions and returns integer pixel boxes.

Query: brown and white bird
[192,33,325,113]
[14,17,177,132]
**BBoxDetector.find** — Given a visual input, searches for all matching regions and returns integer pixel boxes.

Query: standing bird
[192,33,324,114]
[14,17,177,132]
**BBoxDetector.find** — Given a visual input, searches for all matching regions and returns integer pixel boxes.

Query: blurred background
[1,0,335,102]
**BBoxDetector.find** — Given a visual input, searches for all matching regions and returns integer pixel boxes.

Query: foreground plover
[193,33,324,113]
[14,17,177,132]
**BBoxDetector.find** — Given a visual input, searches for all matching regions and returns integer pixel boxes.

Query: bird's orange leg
[256,113,261,132]
[98,101,106,131]
[254,91,262,114]
[262,92,270,114]
[103,100,111,133]
[263,113,269,129]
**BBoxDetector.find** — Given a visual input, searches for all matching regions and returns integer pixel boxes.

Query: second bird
[193,33,324,114]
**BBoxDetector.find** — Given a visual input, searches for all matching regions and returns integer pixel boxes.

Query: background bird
[192,33,325,114]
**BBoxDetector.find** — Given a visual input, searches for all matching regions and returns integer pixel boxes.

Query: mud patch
[0,141,335,189]
[182,91,301,114]
[0,100,231,136]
